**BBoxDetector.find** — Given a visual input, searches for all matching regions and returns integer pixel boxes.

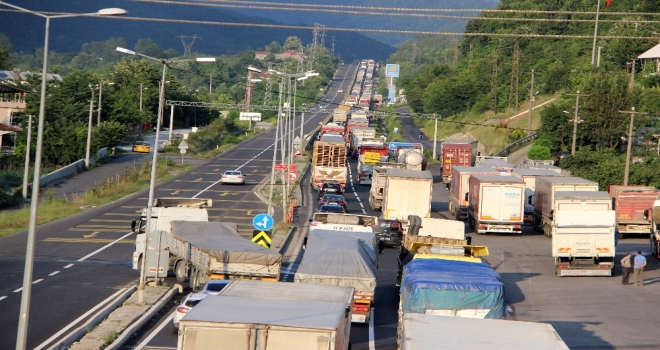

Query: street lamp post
[116,47,215,304]
[2,3,127,348]
[85,85,95,168]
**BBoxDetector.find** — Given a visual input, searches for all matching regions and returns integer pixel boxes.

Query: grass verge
[0,158,191,238]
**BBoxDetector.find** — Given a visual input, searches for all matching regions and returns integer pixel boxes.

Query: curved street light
[116,47,216,304]
[0,3,128,349]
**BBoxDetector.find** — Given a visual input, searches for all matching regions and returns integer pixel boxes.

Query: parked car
[325,97,331,103]
[317,204,346,214]
[318,180,344,199]
[200,280,231,295]
[132,141,150,153]
[220,170,245,185]
[173,292,208,330]
[319,194,347,212]
[373,219,403,247]
[554,152,569,166]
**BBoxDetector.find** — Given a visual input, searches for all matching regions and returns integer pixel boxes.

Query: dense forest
[1,0,394,62]
[387,0,660,188]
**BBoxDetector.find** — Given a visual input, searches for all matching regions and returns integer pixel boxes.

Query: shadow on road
[542,321,614,349]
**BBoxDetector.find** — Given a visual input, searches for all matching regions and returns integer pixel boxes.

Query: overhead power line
[3,10,649,40]
[134,0,660,17]
[131,0,660,24]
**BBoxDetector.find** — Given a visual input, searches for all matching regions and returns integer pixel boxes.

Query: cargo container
[382,169,433,222]
[319,123,345,139]
[448,166,501,221]
[178,285,352,350]
[398,313,569,350]
[552,204,616,277]
[533,177,599,237]
[332,109,349,124]
[294,229,378,323]
[607,185,660,235]
[646,199,660,258]
[350,127,376,153]
[168,221,282,291]
[512,168,564,226]
[467,175,525,235]
[368,163,406,211]
[440,140,478,184]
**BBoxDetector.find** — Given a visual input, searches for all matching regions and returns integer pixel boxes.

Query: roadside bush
[527,144,552,160]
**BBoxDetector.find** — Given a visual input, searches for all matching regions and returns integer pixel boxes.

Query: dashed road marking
[32,279,43,284]
[64,264,74,269]
[13,288,22,293]
[0,296,6,301]
[49,271,60,276]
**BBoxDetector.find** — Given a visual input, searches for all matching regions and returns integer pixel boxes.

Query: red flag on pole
[605,0,612,8]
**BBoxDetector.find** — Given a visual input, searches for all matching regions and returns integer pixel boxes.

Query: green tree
[265,41,283,53]
[134,38,163,58]
[92,121,127,150]
[283,36,303,51]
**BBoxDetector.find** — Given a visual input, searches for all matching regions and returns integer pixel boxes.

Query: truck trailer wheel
[175,260,188,282]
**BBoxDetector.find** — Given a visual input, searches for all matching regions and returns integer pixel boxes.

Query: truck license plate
[560,269,611,276]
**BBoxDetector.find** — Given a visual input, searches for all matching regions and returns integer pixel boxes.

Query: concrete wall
[39,147,108,187]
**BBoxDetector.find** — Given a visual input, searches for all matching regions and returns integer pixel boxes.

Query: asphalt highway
[0,63,357,350]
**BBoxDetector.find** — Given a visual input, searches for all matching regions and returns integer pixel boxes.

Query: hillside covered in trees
[388,0,660,188]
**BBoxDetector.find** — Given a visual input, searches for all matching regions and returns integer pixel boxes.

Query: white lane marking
[34,288,128,350]
[49,271,60,276]
[135,313,175,350]
[32,279,43,284]
[285,262,294,273]
[359,203,364,208]
[64,264,74,268]
[356,197,361,202]
[362,209,367,214]
[0,296,6,301]
[368,308,375,350]
[13,288,22,293]
[353,192,358,197]
[77,232,133,262]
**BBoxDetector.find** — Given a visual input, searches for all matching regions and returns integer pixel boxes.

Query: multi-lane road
[0,64,357,350]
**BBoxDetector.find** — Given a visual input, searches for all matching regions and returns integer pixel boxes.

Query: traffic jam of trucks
[135,59,660,349]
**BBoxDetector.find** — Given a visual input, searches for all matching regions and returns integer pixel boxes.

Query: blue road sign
[385,64,400,77]
[253,213,274,231]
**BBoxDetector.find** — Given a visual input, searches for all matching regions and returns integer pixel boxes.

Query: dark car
[318,204,346,213]
[554,152,569,166]
[373,219,403,247]
[318,181,344,199]
[350,149,359,160]
[320,194,347,212]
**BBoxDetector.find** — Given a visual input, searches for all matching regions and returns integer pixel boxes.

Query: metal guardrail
[493,134,537,157]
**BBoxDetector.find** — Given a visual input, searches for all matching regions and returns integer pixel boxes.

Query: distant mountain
[0,0,395,61]
[228,0,501,47]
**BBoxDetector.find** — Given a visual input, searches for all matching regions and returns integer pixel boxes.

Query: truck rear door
[553,211,615,258]
[479,185,523,223]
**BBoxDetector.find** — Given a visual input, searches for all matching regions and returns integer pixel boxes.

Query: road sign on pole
[252,230,272,248]
[287,172,298,182]
[252,213,274,231]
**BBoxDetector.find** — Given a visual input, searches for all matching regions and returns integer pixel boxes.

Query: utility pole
[331,36,335,56]
[490,57,498,114]
[619,108,647,185]
[139,83,144,135]
[527,69,535,136]
[97,82,103,125]
[21,115,33,199]
[432,118,438,160]
[85,85,95,168]
[566,91,589,155]
[591,0,602,65]
[209,74,212,94]
[508,41,520,110]
[597,46,602,67]
[245,68,254,128]
[629,58,637,91]
[268,81,284,216]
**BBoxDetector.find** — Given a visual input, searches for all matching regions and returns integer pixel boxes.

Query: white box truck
[533,177,599,237]
[552,194,616,277]
[467,175,525,235]
[178,286,352,350]
[448,166,500,221]
[512,168,564,226]
[382,169,433,222]
[399,313,569,350]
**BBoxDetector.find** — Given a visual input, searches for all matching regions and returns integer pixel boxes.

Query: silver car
[173,292,208,330]
[220,170,245,185]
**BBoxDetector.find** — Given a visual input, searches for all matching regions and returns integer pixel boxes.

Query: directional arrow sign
[252,213,274,231]
[252,230,272,248]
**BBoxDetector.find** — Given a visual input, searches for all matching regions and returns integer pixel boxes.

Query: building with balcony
[0,78,27,155]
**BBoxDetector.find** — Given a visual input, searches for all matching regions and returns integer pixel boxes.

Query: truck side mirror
[464,193,469,201]
[528,195,534,205]
[644,209,650,221]
[549,210,554,221]
[131,219,137,232]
